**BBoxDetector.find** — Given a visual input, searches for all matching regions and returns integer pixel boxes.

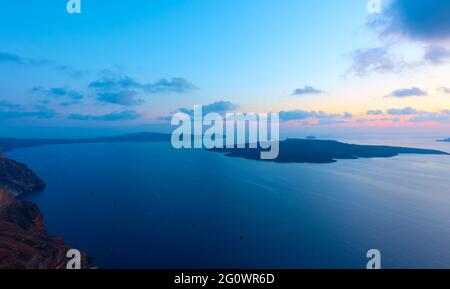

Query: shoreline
[0,153,91,269]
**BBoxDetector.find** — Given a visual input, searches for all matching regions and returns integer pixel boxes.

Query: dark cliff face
[0,189,92,269]
[0,153,46,196]
[0,154,91,269]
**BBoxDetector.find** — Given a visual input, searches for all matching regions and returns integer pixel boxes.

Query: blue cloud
[342,112,353,119]
[367,109,384,115]
[0,100,23,110]
[89,77,142,106]
[317,119,348,125]
[424,46,450,64]
[160,101,238,121]
[366,108,450,123]
[178,101,239,116]
[346,47,406,76]
[68,110,141,121]
[291,86,323,96]
[0,52,84,77]
[279,110,352,123]
[32,86,84,100]
[409,110,450,123]
[360,1,450,74]
[89,76,196,94]
[378,0,450,41]
[97,90,142,106]
[89,77,141,91]
[89,76,196,106]
[60,101,82,107]
[54,64,86,78]
[144,78,196,94]
[197,101,239,115]
[386,107,419,115]
[278,110,315,121]
[438,87,450,94]
[0,99,57,120]
[0,109,57,120]
[388,87,427,97]
[0,52,23,64]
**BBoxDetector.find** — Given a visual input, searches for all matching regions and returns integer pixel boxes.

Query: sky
[0,0,450,137]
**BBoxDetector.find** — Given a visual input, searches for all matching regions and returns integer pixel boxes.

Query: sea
[7,134,450,268]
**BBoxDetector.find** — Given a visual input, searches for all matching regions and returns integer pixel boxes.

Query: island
[437,138,450,142]
[209,139,449,164]
[0,153,91,269]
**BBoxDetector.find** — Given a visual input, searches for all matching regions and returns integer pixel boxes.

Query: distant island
[210,139,449,164]
[437,138,450,142]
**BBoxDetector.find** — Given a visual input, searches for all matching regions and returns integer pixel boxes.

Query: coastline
[0,153,91,269]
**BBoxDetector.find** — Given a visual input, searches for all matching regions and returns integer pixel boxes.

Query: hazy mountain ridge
[0,132,171,152]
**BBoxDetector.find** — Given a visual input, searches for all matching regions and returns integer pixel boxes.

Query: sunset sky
[0,0,449,137]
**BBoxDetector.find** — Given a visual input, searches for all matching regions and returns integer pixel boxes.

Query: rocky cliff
[0,153,46,196]
[0,153,90,269]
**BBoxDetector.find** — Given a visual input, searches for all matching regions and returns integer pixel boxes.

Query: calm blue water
[7,138,450,269]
